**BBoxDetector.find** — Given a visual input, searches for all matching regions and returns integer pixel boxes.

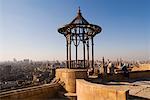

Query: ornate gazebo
[58,8,102,69]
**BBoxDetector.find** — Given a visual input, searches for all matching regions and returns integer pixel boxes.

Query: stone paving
[106,79,150,99]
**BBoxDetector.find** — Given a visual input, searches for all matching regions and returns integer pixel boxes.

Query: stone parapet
[132,64,150,71]
[76,79,129,100]
[0,83,60,100]
[105,70,150,81]
[56,68,88,93]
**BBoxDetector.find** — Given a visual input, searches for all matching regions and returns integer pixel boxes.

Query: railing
[66,60,90,68]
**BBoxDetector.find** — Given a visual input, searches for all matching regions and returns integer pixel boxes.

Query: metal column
[87,40,89,68]
[91,37,94,69]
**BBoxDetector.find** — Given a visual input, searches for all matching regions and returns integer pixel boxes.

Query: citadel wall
[0,83,60,100]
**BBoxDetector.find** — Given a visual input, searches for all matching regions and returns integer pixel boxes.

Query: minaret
[100,57,107,80]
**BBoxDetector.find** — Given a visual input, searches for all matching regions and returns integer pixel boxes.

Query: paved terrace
[88,77,150,100]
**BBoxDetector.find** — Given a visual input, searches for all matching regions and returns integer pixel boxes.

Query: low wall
[56,68,87,93]
[131,64,150,71]
[76,79,129,100]
[0,83,60,100]
[129,70,150,79]
[106,70,150,81]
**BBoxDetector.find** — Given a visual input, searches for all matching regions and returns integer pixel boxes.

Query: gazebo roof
[69,7,89,25]
[58,8,102,37]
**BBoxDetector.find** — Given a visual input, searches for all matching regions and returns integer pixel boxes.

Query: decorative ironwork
[58,7,102,69]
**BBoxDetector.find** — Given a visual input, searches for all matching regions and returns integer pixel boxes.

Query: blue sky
[0,0,150,61]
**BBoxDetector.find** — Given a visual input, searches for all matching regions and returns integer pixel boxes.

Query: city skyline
[0,0,150,61]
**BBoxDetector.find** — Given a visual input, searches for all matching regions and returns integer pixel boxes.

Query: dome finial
[77,6,81,15]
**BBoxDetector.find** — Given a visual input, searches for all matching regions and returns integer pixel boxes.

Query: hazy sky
[0,0,150,61]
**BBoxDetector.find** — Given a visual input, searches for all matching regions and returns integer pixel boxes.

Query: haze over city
[0,0,150,61]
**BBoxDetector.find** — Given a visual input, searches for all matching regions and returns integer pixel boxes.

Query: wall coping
[0,83,59,98]
[56,68,87,72]
[76,79,129,92]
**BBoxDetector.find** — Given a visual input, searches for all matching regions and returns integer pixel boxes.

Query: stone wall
[56,68,87,93]
[106,70,150,81]
[76,79,129,100]
[129,70,150,79]
[0,83,60,100]
[131,64,150,71]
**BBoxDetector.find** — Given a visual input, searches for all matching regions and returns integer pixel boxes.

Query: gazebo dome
[69,8,89,25]
[58,8,102,37]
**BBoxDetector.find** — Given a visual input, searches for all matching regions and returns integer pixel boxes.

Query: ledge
[56,68,87,72]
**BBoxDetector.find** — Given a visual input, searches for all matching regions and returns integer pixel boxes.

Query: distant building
[13,58,17,62]
[3,65,12,80]
[23,59,30,63]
